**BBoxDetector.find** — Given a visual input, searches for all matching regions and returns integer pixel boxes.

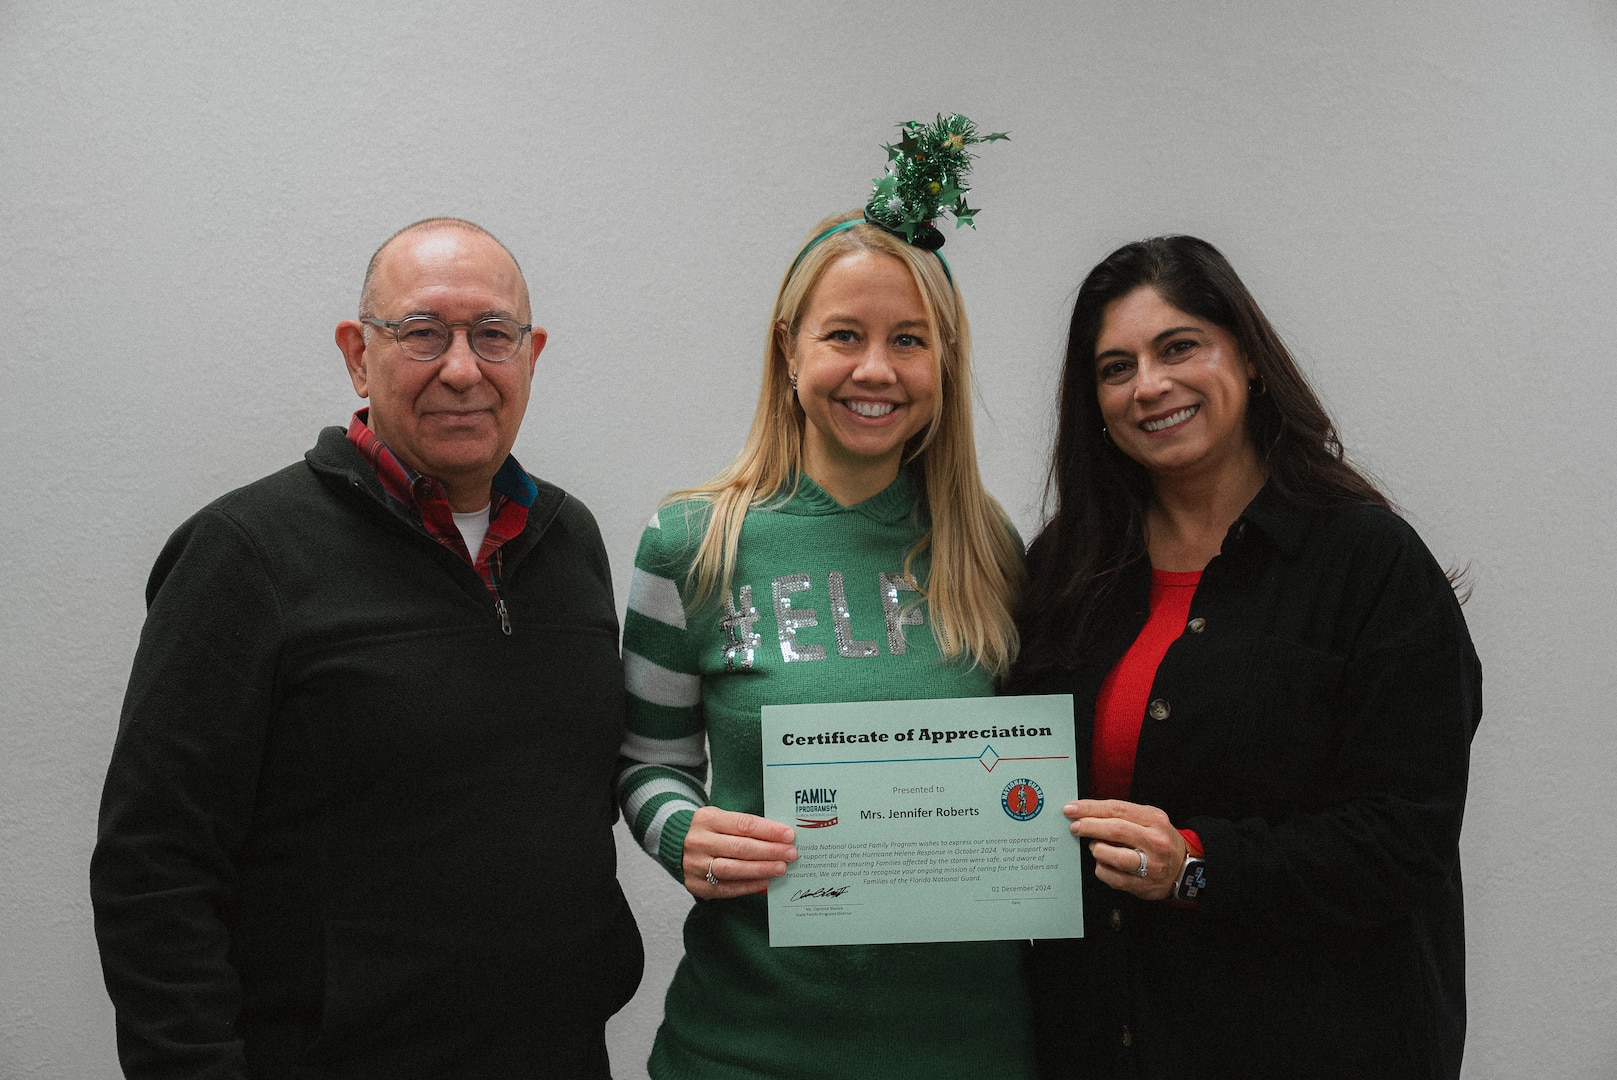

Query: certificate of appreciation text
[762,694,1084,947]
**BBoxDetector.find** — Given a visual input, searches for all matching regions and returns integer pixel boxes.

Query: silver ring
[704,859,720,887]
[1132,849,1149,878]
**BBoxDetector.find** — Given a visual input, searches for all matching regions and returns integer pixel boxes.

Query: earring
[789,370,799,391]
[1249,375,1268,398]
[1101,426,1115,447]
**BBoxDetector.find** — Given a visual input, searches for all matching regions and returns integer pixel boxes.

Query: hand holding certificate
[762,694,1084,947]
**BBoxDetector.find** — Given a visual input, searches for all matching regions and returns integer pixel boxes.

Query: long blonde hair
[670,210,1024,678]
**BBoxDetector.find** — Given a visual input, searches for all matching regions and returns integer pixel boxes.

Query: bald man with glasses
[91,218,643,1079]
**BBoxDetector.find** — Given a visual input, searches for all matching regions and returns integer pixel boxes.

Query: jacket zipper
[491,550,512,635]
[342,468,542,638]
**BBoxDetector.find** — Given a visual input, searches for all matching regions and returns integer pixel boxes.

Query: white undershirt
[452,505,492,562]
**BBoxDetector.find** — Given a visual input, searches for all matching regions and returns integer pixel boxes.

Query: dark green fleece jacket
[92,427,642,1080]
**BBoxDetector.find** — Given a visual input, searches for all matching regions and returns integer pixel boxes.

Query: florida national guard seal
[1002,778,1044,821]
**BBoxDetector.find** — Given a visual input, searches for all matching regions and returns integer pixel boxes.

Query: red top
[1091,567,1206,857]
[1091,569,1201,800]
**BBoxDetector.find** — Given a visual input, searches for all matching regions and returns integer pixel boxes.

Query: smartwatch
[1173,854,1205,904]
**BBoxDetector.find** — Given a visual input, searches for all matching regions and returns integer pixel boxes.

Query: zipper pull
[495,598,512,636]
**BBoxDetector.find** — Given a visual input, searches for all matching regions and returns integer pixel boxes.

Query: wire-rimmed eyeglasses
[361,315,532,363]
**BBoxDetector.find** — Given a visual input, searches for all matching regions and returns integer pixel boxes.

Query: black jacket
[1018,488,1481,1079]
[92,428,643,1079]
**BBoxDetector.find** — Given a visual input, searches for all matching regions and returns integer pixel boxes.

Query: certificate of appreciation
[761,694,1083,948]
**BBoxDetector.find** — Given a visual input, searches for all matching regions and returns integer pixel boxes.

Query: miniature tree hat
[790,113,1009,281]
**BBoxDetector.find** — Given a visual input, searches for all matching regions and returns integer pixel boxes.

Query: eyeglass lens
[394,316,524,362]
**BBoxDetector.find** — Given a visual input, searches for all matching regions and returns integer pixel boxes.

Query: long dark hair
[1014,235,1391,679]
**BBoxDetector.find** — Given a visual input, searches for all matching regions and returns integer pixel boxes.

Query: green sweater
[617,471,1032,1080]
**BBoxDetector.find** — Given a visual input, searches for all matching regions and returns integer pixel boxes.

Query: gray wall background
[3,1,1612,1076]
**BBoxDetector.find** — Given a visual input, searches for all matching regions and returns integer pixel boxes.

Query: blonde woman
[615,114,1030,1080]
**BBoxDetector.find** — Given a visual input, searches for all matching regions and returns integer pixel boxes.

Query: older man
[91,219,642,1079]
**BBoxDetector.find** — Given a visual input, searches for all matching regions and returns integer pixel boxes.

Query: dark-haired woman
[1012,236,1481,1079]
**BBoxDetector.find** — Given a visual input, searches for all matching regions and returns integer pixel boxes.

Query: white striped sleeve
[627,567,687,630]
[623,650,701,708]
[618,765,708,858]
[640,797,701,859]
[618,729,707,768]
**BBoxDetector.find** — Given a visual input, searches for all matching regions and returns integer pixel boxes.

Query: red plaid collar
[345,409,535,597]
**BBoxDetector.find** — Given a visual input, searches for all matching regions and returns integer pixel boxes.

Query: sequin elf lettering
[721,571,925,668]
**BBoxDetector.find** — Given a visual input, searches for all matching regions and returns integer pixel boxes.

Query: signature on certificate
[790,885,852,901]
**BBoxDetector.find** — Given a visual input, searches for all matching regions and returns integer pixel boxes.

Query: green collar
[776,468,918,525]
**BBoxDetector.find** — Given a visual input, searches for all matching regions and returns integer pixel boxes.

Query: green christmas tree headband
[789,113,1009,284]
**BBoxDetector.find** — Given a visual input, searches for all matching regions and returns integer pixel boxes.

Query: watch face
[1178,860,1205,902]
